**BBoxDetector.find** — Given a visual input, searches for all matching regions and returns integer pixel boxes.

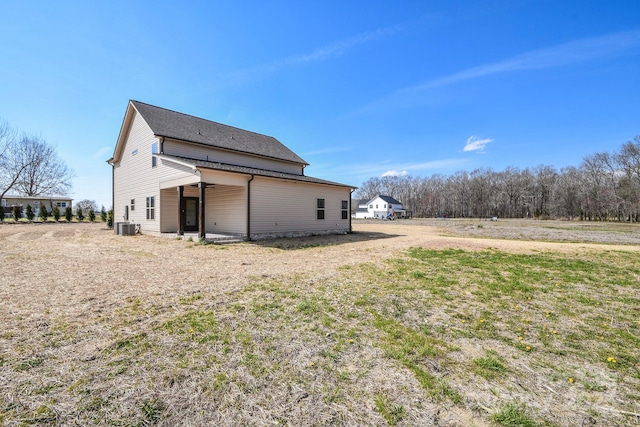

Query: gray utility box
[114,222,127,235]
[115,222,137,236]
[120,223,137,236]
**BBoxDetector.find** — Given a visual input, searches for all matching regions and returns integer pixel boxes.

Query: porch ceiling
[159,175,201,189]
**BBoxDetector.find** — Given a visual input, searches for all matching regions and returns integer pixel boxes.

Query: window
[369,204,373,208]
[1,199,5,208]
[151,143,158,167]
[56,202,67,208]
[341,200,348,220]
[376,204,378,209]
[146,196,155,220]
[131,199,135,211]
[316,198,325,220]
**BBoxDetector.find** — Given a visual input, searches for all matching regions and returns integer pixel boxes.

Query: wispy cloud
[382,170,408,177]
[221,23,406,87]
[302,146,352,156]
[332,158,468,179]
[464,135,492,152]
[92,146,112,159]
[409,29,640,91]
[354,29,640,115]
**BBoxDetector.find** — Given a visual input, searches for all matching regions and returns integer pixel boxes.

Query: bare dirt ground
[0,219,638,426]
[3,218,637,322]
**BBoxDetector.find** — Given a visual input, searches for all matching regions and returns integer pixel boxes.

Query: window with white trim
[146,196,155,220]
[151,143,158,167]
[341,200,348,220]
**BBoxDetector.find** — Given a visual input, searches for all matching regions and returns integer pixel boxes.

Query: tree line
[355,136,640,222]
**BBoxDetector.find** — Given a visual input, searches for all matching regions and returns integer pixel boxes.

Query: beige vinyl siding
[159,188,178,232]
[159,184,246,234]
[250,177,350,236]
[113,111,191,234]
[206,185,247,234]
[164,139,303,175]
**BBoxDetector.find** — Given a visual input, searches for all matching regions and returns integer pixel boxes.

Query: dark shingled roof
[131,100,308,166]
[376,195,403,205]
[159,154,354,188]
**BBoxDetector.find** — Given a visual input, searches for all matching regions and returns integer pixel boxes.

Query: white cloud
[382,170,408,177]
[464,135,493,152]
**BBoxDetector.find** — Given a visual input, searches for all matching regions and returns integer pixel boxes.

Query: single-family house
[107,100,356,240]
[354,195,405,219]
[2,195,73,218]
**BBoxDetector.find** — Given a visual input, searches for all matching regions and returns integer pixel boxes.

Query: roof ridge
[130,100,278,141]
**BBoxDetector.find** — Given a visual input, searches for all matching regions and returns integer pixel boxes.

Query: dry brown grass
[0,219,639,426]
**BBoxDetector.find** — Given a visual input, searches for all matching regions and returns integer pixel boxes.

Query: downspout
[107,158,115,227]
[246,175,254,241]
[349,188,355,234]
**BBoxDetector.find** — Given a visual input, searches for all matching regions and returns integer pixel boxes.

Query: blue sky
[1,1,639,208]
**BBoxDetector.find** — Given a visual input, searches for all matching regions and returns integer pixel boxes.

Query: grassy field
[0,220,639,426]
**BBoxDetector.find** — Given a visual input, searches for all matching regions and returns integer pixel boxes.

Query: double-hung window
[316,198,325,220]
[341,200,348,220]
[146,196,155,220]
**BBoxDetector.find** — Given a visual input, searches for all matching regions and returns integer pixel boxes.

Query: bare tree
[0,121,28,216]
[13,135,73,197]
[75,199,98,213]
[616,136,640,221]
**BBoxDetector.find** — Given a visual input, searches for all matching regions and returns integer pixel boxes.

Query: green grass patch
[492,402,537,427]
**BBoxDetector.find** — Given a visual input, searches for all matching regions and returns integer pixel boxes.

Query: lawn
[0,220,638,426]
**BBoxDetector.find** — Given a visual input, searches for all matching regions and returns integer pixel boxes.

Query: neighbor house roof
[2,195,73,202]
[375,195,402,205]
[159,154,355,189]
[130,100,308,166]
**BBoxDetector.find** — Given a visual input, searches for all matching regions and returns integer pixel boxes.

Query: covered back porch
[159,168,253,240]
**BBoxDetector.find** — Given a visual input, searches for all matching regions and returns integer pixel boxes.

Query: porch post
[198,182,206,240]
[178,186,184,235]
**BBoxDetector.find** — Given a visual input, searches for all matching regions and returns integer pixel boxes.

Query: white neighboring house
[354,195,405,219]
[108,100,356,240]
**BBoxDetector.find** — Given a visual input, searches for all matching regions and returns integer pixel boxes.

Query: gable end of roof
[129,100,308,166]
